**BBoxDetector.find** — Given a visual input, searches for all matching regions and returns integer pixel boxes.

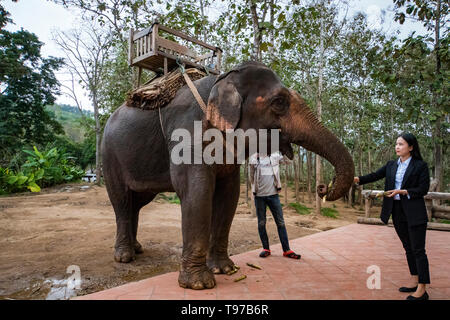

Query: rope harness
[158,59,211,140]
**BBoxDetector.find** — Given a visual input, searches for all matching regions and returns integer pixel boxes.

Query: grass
[321,207,339,219]
[289,202,311,215]
[437,219,450,224]
[158,193,181,204]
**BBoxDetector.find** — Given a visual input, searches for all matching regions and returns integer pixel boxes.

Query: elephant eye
[270,96,289,114]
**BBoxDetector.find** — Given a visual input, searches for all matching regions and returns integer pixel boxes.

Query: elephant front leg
[173,166,216,290]
[207,167,240,274]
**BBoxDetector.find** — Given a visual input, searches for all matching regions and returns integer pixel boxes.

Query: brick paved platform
[74,224,450,300]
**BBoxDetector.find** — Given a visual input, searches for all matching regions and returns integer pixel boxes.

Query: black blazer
[358,158,430,226]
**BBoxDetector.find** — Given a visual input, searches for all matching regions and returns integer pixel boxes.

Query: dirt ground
[0,182,369,300]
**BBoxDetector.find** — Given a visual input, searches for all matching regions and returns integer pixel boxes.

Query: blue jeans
[254,194,290,252]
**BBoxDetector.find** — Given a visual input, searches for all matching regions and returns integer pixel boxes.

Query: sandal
[259,249,271,258]
[283,250,301,259]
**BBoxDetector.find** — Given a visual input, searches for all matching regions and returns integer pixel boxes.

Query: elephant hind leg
[131,190,156,254]
[109,187,155,263]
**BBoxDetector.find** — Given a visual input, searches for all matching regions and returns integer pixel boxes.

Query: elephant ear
[206,79,242,132]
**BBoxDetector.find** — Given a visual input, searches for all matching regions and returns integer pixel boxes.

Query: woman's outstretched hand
[385,189,408,197]
[353,177,360,184]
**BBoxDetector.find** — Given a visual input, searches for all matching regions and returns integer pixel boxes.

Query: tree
[53,0,159,41]
[393,0,449,191]
[53,18,113,184]
[50,0,448,195]
[0,4,64,165]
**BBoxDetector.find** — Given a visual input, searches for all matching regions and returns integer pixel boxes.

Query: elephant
[101,61,355,290]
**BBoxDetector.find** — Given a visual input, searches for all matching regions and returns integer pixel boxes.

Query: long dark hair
[398,132,423,160]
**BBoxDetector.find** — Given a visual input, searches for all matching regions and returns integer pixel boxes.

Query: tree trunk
[93,94,102,186]
[269,0,275,63]
[245,159,249,205]
[433,0,443,192]
[299,146,304,202]
[249,0,261,61]
[248,161,256,216]
[294,151,299,203]
[307,150,312,203]
[284,164,288,207]
[348,184,353,206]
[199,0,207,43]
[315,2,324,215]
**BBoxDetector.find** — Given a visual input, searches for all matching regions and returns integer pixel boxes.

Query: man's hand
[385,189,408,198]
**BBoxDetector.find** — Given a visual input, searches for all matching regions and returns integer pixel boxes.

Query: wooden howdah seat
[128,22,222,87]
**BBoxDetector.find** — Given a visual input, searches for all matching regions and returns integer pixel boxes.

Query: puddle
[0,278,80,300]
[44,279,78,300]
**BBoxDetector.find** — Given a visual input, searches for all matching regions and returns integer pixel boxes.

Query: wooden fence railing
[358,190,450,231]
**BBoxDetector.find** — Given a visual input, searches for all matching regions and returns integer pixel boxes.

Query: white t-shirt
[249,152,284,197]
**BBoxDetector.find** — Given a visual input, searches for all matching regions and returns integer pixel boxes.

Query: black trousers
[254,194,290,252]
[392,200,430,284]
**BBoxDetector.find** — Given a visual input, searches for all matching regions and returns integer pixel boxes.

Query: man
[249,151,301,259]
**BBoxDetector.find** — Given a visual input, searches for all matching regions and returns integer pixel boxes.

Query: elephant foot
[178,266,216,290]
[207,256,236,274]
[114,246,136,263]
[134,241,144,254]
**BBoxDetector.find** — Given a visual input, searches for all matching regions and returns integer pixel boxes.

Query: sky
[4,0,428,112]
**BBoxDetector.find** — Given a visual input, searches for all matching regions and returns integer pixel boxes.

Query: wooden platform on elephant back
[129,22,222,87]
[73,224,450,300]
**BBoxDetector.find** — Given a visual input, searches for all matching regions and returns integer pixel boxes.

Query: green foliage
[159,193,181,204]
[321,207,339,219]
[0,6,64,166]
[78,134,96,170]
[0,145,84,195]
[47,0,449,193]
[393,0,449,30]
[21,145,84,187]
[46,104,93,143]
[98,42,133,117]
[0,167,40,194]
[289,202,311,215]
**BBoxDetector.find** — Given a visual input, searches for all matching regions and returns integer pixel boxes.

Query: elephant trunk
[281,90,354,201]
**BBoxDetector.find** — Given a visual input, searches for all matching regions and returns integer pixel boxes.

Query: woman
[354,133,430,300]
